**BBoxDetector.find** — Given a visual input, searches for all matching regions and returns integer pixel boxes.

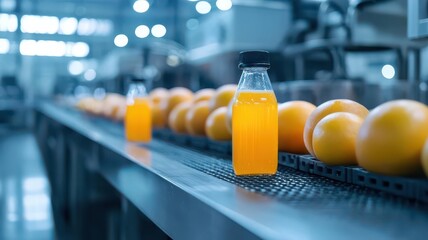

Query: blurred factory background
[0,0,420,109]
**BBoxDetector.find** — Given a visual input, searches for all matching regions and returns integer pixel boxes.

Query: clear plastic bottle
[125,78,152,142]
[232,51,278,176]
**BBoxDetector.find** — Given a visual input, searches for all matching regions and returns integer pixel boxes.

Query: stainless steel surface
[0,131,55,240]
[35,101,428,240]
[408,0,428,39]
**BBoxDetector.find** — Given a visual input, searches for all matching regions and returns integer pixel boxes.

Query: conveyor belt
[90,116,424,208]
[35,101,428,240]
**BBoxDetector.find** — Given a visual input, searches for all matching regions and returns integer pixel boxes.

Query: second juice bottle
[232,51,278,176]
[125,78,152,142]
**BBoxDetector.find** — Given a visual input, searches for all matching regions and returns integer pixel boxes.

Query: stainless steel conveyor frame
[33,100,428,240]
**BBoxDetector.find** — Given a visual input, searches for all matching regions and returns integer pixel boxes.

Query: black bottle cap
[130,77,146,82]
[238,50,270,69]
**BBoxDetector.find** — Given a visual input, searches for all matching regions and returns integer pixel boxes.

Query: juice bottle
[125,79,152,142]
[232,51,278,176]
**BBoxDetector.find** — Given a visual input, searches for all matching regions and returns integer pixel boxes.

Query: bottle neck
[127,82,147,100]
[238,67,273,92]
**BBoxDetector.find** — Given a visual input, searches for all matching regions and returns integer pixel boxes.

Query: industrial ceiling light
[381,64,395,79]
[114,34,128,47]
[151,24,166,38]
[84,69,97,81]
[135,25,150,38]
[216,0,232,11]
[68,61,84,75]
[0,38,10,54]
[59,17,78,35]
[19,40,37,56]
[196,1,211,14]
[133,0,150,13]
[0,14,17,32]
[72,42,90,57]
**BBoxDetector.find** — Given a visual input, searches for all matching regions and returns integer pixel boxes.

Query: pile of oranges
[75,93,126,121]
[76,86,428,177]
[150,85,237,141]
[294,98,428,177]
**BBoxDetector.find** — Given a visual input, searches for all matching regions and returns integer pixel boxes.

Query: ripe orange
[77,98,103,115]
[163,87,193,116]
[209,84,237,111]
[102,93,126,119]
[313,112,363,165]
[225,101,233,134]
[357,100,428,176]
[168,102,192,133]
[278,101,316,153]
[114,104,126,121]
[205,107,232,141]
[186,101,210,136]
[421,139,428,177]
[194,88,216,103]
[149,88,169,105]
[152,104,167,128]
[76,97,92,111]
[303,99,369,156]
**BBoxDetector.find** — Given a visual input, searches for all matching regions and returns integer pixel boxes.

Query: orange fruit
[225,101,233,134]
[152,104,167,128]
[163,87,193,116]
[421,139,428,177]
[76,97,92,111]
[303,99,369,156]
[114,104,126,121]
[194,88,216,103]
[205,107,232,141]
[209,84,237,111]
[149,88,169,105]
[168,102,192,133]
[78,98,103,115]
[102,93,126,119]
[313,112,363,165]
[186,101,210,136]
[357,100,428,176]
[278,101,316,153]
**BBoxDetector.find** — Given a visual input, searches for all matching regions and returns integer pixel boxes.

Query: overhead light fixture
[135,25,150,38]
[133,0,150,13]
[59,17,78,35]
[0,14,17,32]
[68,61,84,75]
[0,38,10,54]
[71,42,90,57]
[216,0,232,11]
[151,24,166,38]
[114,34,128,47]
[20,40,90,57]
[84,69,97,81]
[196,1,211,14]
[36,40,66,57]
[77,18,97,36]
[19,40,37,56]
[381,64,395,79]
[21,15,59,34]
[166,55,180,67]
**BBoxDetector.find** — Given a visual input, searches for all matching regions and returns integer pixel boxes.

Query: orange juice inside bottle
[232,90,278,175]
[125,97,152,142]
